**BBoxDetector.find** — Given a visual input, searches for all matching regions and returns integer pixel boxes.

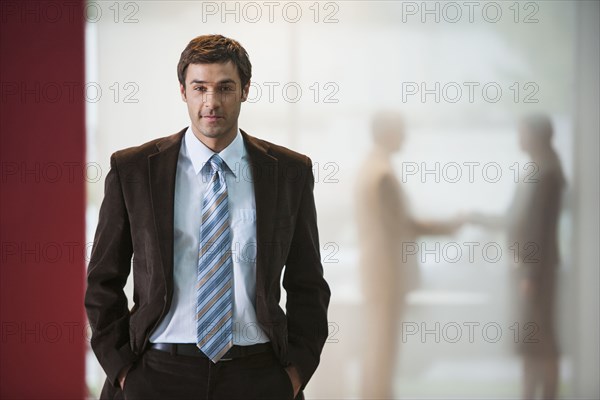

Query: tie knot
[208,154,226,174]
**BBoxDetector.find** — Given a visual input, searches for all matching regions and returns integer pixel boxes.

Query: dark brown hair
[177,34,252,89]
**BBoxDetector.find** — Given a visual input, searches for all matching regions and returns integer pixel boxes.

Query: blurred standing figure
[469,114,565,400]
[355,111,461,399]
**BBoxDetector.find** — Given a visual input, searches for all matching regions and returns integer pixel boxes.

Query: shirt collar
[184,127,243,177]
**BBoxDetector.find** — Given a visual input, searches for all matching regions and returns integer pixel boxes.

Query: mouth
[201,115,223,122]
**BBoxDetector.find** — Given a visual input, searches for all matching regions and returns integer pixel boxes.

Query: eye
[194,86,207,92]
[220,85,235,92]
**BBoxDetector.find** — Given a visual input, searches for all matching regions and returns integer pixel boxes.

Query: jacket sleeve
[282,157,331,389]
[518,171,559,279]
[85,154,136,387]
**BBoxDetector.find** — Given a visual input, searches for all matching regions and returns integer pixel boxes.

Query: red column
[1,1,87,398]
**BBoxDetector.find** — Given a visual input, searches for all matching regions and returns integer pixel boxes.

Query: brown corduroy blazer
[85,128,330,394]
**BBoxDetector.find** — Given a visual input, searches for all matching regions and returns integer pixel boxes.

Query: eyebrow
[189,79,237,85]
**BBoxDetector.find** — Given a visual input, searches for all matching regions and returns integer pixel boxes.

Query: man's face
[518,124,532,153]
[180,61,249,146]
[374,114,405,153]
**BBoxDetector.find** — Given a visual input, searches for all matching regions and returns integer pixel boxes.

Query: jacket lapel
[148,128,185,296]
[241,130,278,297]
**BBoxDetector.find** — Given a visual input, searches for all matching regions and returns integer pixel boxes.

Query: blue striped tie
[196,154,234,362]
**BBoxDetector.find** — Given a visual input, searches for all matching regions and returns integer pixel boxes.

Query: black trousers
[100,347,299,400]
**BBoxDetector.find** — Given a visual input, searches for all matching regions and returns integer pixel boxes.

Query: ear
[240,81,251,102]
[180,84,187,102]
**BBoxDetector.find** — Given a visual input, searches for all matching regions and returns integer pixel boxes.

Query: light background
[84,1,599,398]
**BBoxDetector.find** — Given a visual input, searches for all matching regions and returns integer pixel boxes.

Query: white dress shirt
[150,127,269,345]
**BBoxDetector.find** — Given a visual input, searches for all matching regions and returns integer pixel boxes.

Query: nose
[202,90,221,109]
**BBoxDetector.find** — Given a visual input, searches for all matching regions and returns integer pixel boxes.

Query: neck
[374,144,395,157]
[192,126,237,153]
[529,145,554,161]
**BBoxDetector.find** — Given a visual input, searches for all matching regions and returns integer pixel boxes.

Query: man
[85,34,330,400]
[468,114,565,400]
[355,111,462,398]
